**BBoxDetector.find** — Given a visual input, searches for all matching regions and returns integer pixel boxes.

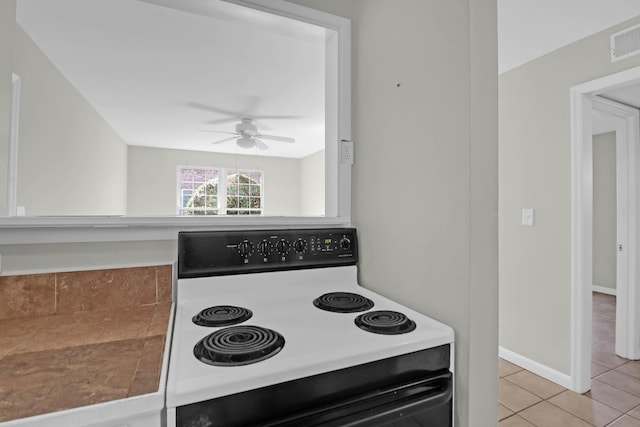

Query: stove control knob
[276,240,290,254]
[339,237,352,250]
[294,238,307,253]
[238,241,253,256]
[257,241,272,256]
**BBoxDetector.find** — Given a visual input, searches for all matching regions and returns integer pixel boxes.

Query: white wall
[127,145,303,216]
[299,149,325,216]
[593,132,617,292]
[0,0,16,215]
[13,25,127,216]
[288,2,498,426]
[500,16,640,375]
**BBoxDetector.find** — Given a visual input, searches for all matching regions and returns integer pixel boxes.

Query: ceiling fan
[201,118,295,150]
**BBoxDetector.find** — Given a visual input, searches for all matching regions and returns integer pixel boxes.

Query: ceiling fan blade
[251,114,303,121]
[211,136,237,145]
[205,117,240,125]
[187,102,238,116]
[188,102,303,125]
[255,139,269,150]
[199,130,239,136]
[257,134,295,143]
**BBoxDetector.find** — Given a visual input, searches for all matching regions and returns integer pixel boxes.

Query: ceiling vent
[611,23,640,62]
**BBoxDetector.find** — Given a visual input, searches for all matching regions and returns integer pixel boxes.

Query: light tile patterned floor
[499,293,640,426]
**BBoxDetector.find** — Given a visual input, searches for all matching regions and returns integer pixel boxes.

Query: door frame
[570,67,640,393]
[593,96,640,360]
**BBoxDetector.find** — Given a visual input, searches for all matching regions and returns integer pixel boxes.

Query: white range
[166,228,454,427]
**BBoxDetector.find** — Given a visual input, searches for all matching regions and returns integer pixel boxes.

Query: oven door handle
[262,371,453,427]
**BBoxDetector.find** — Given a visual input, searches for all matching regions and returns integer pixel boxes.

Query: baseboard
[592,285,616,296]
[499,347,572,389]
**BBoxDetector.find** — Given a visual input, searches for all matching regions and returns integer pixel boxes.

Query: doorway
[571,68,640,393]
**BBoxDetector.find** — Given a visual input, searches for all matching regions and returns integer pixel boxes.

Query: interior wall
[299,149,325,216]
[500,16,640,375]
[0,0,16,215]
[126,145,302,216]
[593,132,617,292]
[288,1,498,426]
[13,25,127,216]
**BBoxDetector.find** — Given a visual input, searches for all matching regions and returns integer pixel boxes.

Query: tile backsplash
[0,265,172,320]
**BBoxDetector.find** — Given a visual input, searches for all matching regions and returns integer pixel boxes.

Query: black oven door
[177,345,453,427]
[266,371,452,427]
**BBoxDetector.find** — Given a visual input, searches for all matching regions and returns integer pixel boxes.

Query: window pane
[180,167,262,216]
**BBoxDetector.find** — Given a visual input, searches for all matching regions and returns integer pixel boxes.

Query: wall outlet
[340,140,354,165]
[16,206,25,216]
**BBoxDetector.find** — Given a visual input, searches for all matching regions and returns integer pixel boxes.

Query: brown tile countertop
[0,266,173,423]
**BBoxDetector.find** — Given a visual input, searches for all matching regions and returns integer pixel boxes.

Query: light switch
[522,208,534,226]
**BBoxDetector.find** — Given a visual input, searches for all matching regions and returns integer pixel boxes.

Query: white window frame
[177,166,264,216]
[0,0,351,244]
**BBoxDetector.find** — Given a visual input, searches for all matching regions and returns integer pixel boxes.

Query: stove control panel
[178,228,357,277]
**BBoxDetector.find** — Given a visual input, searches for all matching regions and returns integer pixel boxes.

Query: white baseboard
[499,347,572,389]
[592,285,616,296]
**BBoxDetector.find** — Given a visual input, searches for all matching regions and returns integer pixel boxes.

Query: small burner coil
[313,292,374,313]
[194,325,285,366]
[354,310,417,335]
[192,305,252,327]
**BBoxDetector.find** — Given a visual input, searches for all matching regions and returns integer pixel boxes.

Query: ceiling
[498,0,640,74]
[16,0,329,159]
[17,0,640,150]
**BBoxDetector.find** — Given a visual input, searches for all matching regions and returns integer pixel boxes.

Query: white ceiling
[17,1,640,150]
[16,0,329,158]
[498,0,640,73]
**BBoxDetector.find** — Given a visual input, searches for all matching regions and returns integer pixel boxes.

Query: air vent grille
[611,23,640,62]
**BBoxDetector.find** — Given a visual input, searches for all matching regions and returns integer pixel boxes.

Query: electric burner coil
[192,305,252,327]
[354,310,417,335]
[194,325,285,366]
[313,292,374,313]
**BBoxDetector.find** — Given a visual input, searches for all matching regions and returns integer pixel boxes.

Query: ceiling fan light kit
[237,136,255,149]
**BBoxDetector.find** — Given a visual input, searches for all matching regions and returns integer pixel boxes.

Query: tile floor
[499,292,640,427]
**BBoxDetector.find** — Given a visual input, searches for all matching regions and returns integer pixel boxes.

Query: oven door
[176,345,452,427]
[266,371,452,427]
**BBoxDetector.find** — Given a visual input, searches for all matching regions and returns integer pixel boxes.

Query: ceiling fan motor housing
[236,118,258,137]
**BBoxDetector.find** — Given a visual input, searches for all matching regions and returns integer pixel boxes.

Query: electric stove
[166,228,454,427]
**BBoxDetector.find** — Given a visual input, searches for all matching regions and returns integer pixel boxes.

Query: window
[178,167,263,216]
